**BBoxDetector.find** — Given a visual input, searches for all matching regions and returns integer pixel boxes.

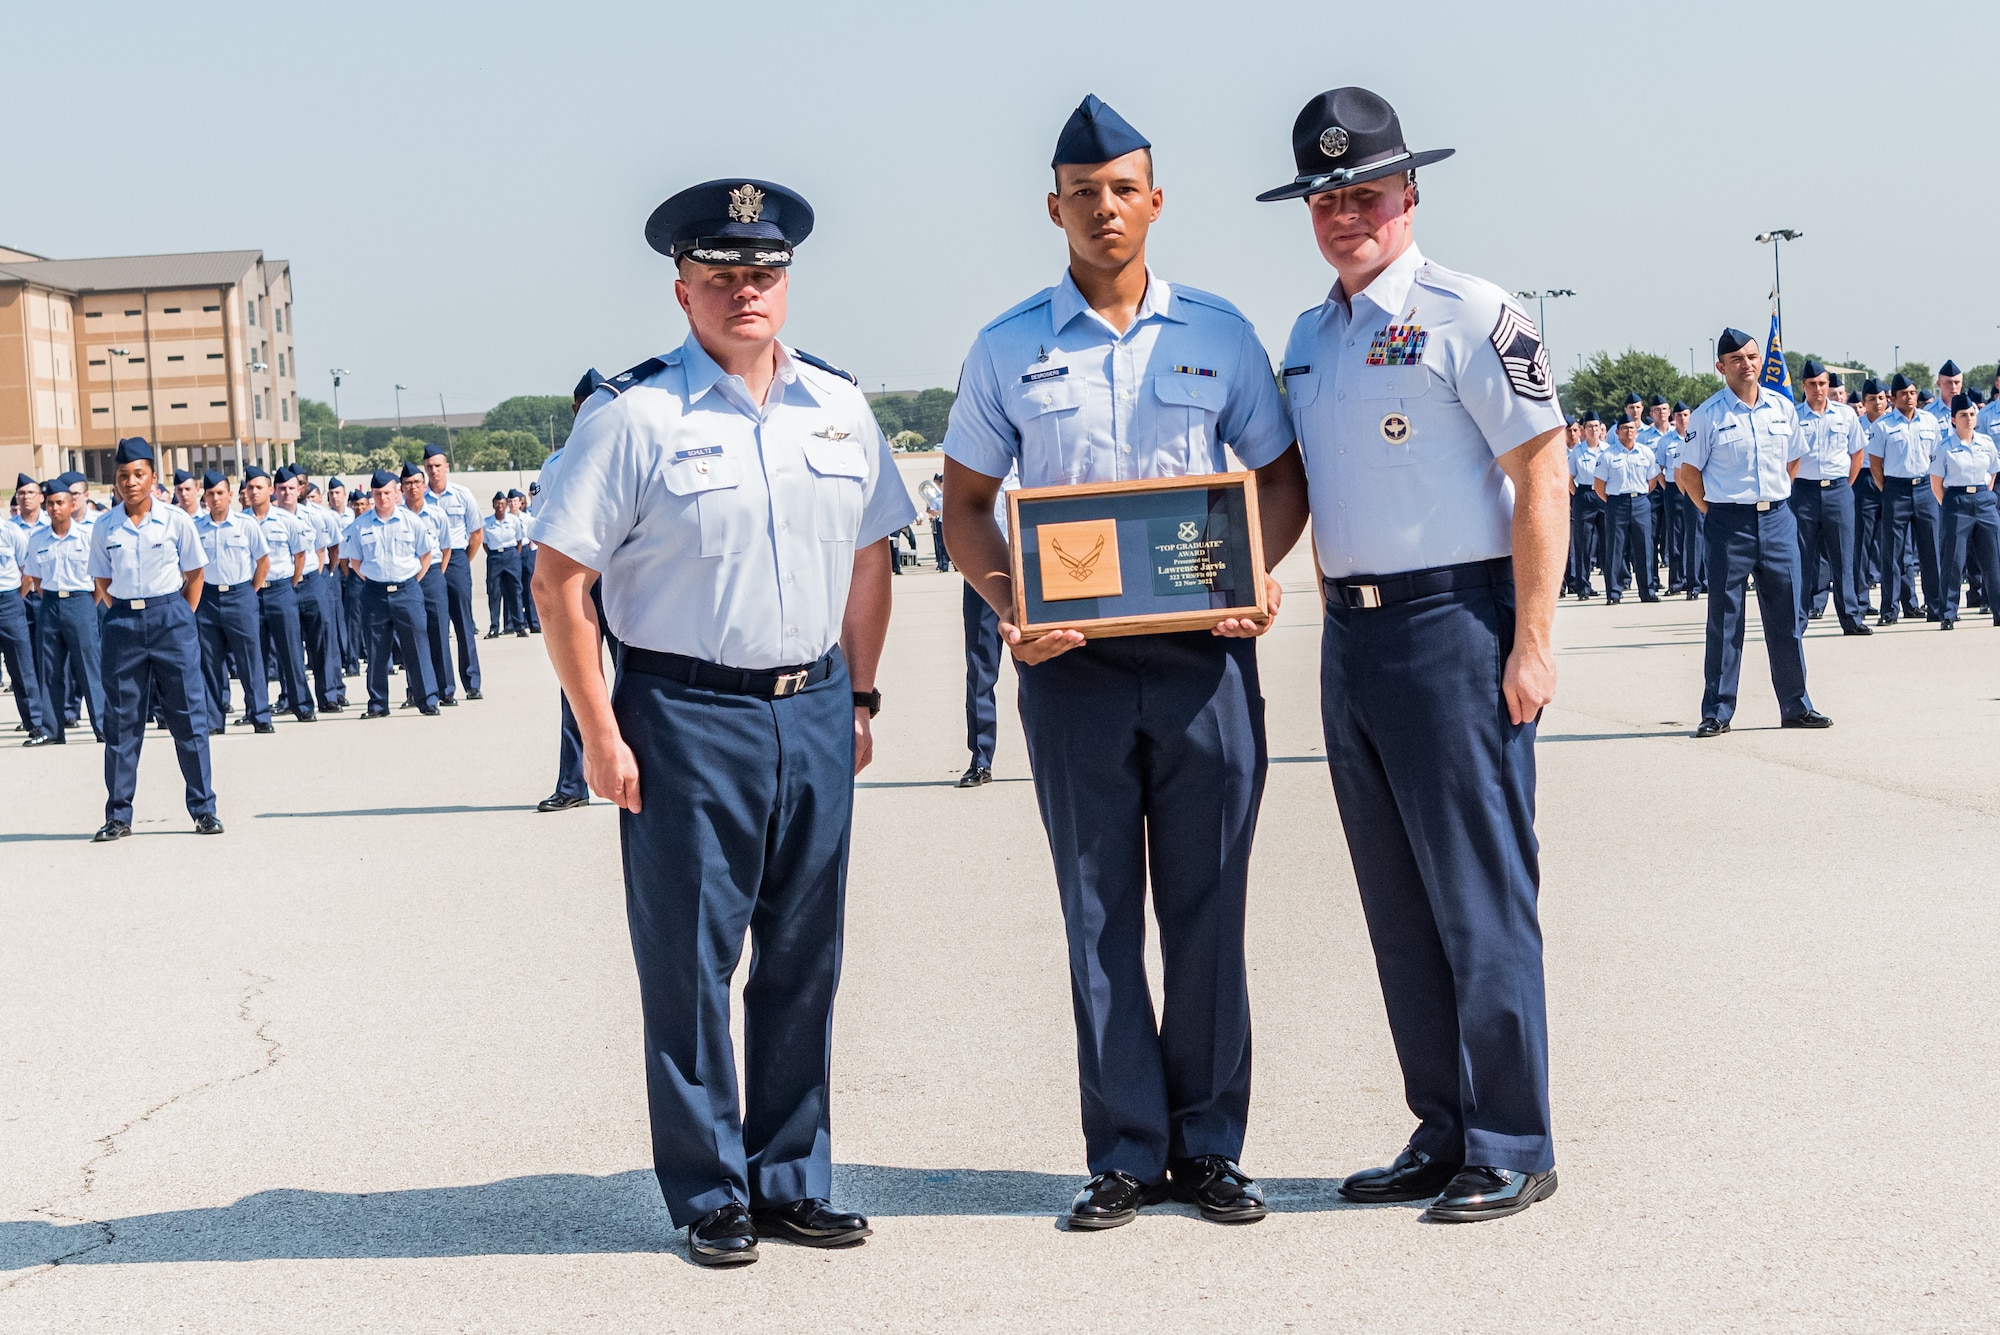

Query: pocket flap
[661,454,745,495]
[802,439,868,479]
[1359,365,1431,399]
[1016,377,1082,415]
[1151,373,1226,408]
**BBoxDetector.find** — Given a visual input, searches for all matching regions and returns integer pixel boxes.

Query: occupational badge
[1380,413,1411,444]
[727,184,765,224]
[811,426,851,440]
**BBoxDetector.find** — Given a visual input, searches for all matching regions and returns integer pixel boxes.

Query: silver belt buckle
[130,598,146,609]
[1755,501,1771,512]
[215,584,231,592]
[386,583,399,592]
[1820,479,1833,488]
[1353,584,1383,609]
[771,669,809,698]
[1968,486,1979,494]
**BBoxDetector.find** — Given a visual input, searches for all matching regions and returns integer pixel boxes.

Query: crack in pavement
[0,971,283,1293]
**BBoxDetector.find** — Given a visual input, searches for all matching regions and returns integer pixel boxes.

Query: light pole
[330,368,350,455]
[105,347,129,443]
[246,359,268,469]
[437,393,454,455]
[1512,289,1576,356]
[1754,229,1802,345]
[395,383,407,433]
[1893,345,1900,378]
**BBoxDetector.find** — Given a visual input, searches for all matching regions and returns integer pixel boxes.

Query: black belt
[108,596,170,610]
[620,646,835,699]
[1710,501,1780,512]
[51,589,88,598]
[1812,477,1850,488]
[1950,485,1992,494]
[1323,557,1510,610]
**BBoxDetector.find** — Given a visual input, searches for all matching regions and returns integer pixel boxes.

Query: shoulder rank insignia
[1489,306,1555,401]
[791,349,857,384]
[811,426,851,441]
[603,356,669,397]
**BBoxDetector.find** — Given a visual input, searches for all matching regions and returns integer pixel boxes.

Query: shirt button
[1338,391,1346,401]
[780,521,790,532]
[784,574,795,585]
[786,626,798,636]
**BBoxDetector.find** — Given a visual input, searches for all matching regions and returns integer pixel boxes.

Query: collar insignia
[727,184,765,224]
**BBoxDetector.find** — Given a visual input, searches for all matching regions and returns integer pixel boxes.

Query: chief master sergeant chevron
[531,177,912,1269]
[1256,86,1570,1223]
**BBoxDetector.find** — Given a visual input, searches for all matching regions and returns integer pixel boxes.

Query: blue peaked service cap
[1716,328,1754,356]
[1053,94,1151,167]
[646,179,813,268]
[113,436,153,465]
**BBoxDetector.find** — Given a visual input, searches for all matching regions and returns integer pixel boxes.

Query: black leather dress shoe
[1068,1170,1165,1230]
[751,1198,871,1248]
[1781,709,1833,729]
[23,733,56,748]
[1639,594,1660,603]
[362,707,390,719]
[1337,1145,1462,1204]
[466,688,482,700]
[439,696,459,707]
[1843,624,1873,636]
[234,714,254,727]
[1694,718,1729,739]
[1422,1166,1558,1223]
[687,1201,758,1267]
[194,815,224,835]
[418,704,441,717]
[253,722,276,734]
[92,821,131,843]
[321,701,345,713]
[1168,1156,1267,1223]
[538,793,589,812]
[483,631,500,640]
[957,765,993,788]
[1940,620,1956,631]
[295,711,317,723]
[516,629,530,638]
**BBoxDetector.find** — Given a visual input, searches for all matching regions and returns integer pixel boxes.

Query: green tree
[298,397,337,428]
[296,448,368,475]
[365,445,403,471]
[907,387,956,442]
[870,396,906,438]
[1893,361,1934,391]
[890,430,926,452]
[1559,350,1705,418]
[483,396,571,452]
[1964,363,1997,395]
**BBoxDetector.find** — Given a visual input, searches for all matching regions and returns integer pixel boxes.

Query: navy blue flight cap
[243,465,270,482]
[1672,400,1689,412]
[492,490,507,502]
[1969,388,1987,405]
[1052,94,1151,168]
[370,468,397,489]
[113,436,154,465]
[53,471,85,490]
[646,179,813,268]
[15,472,36,489]
[1951,392,1976,415]
[1800,358,1827,380]
[1918,388,1934,404]
[1716,327,1754,356]
[506,488,525,499]
[573,368,605,402]
[1564,414,1577,425]
[422,442,447,461]
[398,462,423,481]
[1579,409,1602,424]
[202,469,227,489]
[326,477,346,491]
[1623,391,1644,406]
[1860,377,1884,395]
[172,468,194,485]
[1939,359,1962,377]
[1257,86,1455,203]
[1647,393,1668,407]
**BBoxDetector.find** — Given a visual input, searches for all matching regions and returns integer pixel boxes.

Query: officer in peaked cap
[1867,372,1945,622]
[1258,84,1570,1223]
[1790,359,1871,635]
[943,93,1300,1232]
[534,178,911,1266]
[87,438,220,840]
[537,368,619,812]
[1678,329,1826,735]
[192,468,275,733]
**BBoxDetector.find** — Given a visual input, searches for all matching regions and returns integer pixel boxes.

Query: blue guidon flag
[1759,311,1794,401]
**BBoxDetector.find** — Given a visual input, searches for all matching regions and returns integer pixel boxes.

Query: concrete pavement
[1,550,1996,1332]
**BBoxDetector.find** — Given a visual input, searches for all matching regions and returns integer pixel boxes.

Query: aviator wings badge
[811,426,850,440]
[727,183,765,223]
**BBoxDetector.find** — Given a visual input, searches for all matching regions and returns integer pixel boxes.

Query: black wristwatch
[852,689,881,717]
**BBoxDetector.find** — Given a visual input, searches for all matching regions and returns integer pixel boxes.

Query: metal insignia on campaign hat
[1256,86,1455,203]
[646,178,814,268]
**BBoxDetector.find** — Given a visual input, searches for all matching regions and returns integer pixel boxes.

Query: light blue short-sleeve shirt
[344,508,436,582]
[941,268,1293,486]
[426,481,480,548]
[1795,400,1868,481]
[535,336,917,670]
[1281,245,1566,577]
[1867,409,1943,478]
[481,511,522,550]
[88,502,206,599]
[1594,443,1659,494]
[254,507,310,578]
[194,509,271,586]
[1930,432,2000,488]
[0,522,25,588]
[1678,386,1804,504]
[25,522,93,591]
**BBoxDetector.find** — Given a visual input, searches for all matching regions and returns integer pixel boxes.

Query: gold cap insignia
[727,184,765,224]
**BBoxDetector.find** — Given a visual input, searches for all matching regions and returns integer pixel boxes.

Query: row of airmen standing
[0,439,513,838]
[1566,359,2000,628]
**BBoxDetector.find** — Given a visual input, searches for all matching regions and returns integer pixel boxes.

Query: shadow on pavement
[254,804,539,819]
[0,1166,1356,1267]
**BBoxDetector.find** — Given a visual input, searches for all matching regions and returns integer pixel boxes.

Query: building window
[85,311,102,319]
[281,397,290,422]
[254,394,262,420]
[131,404,148,413]
[167,354,184,362]
[209,400,227,407]
[207,353,223,360]
[275,307,284,333]
[124,309,140,317]
[277,352,286,377]
[92,407,108,415]
[202,304,219,313]
[164,307,181,314]
[247,299,256,326]
[88,358,106,366]
[129,357,145,365]
[170,402,187,410]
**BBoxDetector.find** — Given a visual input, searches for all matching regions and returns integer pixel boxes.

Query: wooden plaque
[1006,473,1268,641]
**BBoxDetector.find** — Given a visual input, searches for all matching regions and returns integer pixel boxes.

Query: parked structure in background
[0,246,298,485]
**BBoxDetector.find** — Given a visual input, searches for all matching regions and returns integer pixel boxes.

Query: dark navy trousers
[486,547,524,633]
[1017,632,1265,1184]
[296,566,341,710]
[341,569,365,674]
[555,580,619,800]
[1791,478,1865,632]
[0,588,47,737]
[443,552,481,690]
[1940,488,2000,624]
[1319,571,1551,1174]
[362,580,435,710]
[613,650,852,1227]
[1603,493,1655,600]
[1566,490,1602,593]
[258,581,314,719]
[416,565,456,702]
[1701,503,1811,725]
[1675,490,1708,592]
[1851,470,1882,598]
[100,596,214,825]
[521,545,540,631]
[1879,478,1941,618]
[962,581,1001,769]
[37,591,105,743]
[197,585,270,729]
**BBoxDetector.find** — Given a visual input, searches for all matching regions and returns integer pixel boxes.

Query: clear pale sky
[5,1,1991,419]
